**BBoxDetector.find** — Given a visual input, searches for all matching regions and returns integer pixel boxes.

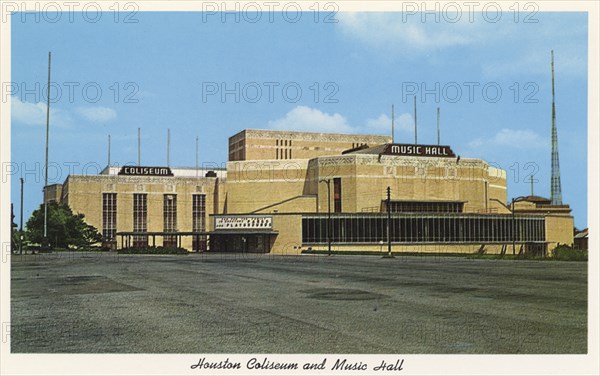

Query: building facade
[51,129,574,255]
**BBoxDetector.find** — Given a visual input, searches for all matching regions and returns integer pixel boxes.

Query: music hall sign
[383,144,456,158]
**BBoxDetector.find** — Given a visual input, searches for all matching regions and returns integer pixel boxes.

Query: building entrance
[210,233,275,253]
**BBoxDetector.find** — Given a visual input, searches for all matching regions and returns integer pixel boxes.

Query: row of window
[302,214,546,244]
[228,139,246,161]
[276,148,292,160]
[102,193,206,246]
[385,201,464,213]
[276,139,293,160]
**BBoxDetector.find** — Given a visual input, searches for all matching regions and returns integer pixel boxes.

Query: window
[333,177,342,213]
[386,201,464,213]
[192,194,207,251]
[163,194,177,247]
[302,214,545,244]
[276,139,292,159]
[133,193,147,248]
[102,193,117,247]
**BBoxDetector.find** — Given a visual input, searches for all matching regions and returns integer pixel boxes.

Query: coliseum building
[47,128,574,256]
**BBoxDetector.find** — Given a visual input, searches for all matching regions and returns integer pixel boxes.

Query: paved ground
[9,252,587,353]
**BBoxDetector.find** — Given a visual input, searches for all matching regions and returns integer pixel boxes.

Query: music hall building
[47,129,574,255]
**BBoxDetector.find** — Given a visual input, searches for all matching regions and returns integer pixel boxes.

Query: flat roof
[229,128,392,140]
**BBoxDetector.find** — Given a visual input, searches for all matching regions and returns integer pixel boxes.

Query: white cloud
[12,97,47,125]
[337,13,586,79]
[11,97,70,127]
[269,106,416,137]
[76,106,117,123]
[268,106,355,133]
[337,12,477,52]
[366,112,413,133]
[11,98,118,128]
[469,128,547,150]
[365,114,391,132]
[482,49,587,79]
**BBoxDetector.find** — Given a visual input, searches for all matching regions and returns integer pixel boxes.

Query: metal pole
[437,107,440,145]
[20,177,24,254]
[43,52,51,244]
[387,186,392,256]
[196,136,199,177]
[137,127,141,166]
[167,128,171,167]
[413,95,417,144]
[11,204,14,253]
[327,180,331,256]
[529,176,534,196]
[512,198,516,255]
[108,134,111,167]
[391,104,395,143]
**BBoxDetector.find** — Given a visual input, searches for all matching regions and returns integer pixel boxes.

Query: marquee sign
[118,166,174,177]
[215,216,273,230]
[382,144,456,158]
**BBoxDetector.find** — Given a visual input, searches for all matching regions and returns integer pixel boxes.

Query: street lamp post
[489,197,527,256]
[43,51,51,251]
[510,196,528,256]
[386,186,393,257]
[511,198,516,255]
[20,177,24,255]
[319,179,332,256]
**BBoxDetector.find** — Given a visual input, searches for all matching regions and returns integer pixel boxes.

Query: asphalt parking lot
[9,252,587,353]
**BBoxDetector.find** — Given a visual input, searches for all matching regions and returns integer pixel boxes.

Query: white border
[1,1,598,375]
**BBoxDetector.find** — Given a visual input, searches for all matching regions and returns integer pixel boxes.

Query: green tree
[25,202,102,249]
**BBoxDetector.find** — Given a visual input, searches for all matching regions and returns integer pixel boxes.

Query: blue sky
[10,10,588,228]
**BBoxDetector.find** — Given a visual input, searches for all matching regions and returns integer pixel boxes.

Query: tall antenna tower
[550,50,563,205]
[413,96,418,144]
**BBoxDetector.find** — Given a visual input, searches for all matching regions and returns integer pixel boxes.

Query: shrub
[551,245,588,261]
[118,246,189,255]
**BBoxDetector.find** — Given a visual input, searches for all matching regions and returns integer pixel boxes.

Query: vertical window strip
[164,194,177,247]
[133,193,148,247]
[102,193,117,243]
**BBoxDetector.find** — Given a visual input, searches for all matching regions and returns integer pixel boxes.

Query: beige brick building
[52,129,574,256]
[228,129,392,161]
